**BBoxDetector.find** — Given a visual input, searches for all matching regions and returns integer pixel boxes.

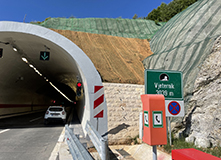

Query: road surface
[0,111,64,160]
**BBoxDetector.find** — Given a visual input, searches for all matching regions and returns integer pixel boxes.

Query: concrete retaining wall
[103,83,144,144]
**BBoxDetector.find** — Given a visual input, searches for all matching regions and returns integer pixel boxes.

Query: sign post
[145,69,184,145]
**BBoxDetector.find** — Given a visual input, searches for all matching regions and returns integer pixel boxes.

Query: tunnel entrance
[0,21,107,135]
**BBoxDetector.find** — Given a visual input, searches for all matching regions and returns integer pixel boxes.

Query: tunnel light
[49,82,73,103]
[12,47,17,52]
[29,64,34,68]
[21,57,28,63]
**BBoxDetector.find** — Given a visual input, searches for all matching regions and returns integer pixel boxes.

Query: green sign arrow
[40,51,50,61]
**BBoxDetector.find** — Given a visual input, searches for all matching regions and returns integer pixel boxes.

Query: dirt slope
[52,29,153,84]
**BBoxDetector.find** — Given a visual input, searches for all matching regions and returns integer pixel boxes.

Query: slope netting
[143,0,221,104]
[39,18,165,39]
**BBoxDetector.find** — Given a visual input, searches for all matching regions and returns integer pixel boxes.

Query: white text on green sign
[145,69,183,100]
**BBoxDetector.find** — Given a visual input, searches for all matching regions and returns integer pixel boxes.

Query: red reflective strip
[94,95,104,109]
[94,110,103,118]
[94,86,103,93]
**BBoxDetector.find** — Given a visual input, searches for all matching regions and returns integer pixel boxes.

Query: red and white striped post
[94,85,104,130]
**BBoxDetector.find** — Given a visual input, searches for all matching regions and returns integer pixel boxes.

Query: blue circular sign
[168,101,180,115]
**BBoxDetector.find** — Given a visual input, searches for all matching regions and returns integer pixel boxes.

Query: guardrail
[65,124,93,160]
[85,120,109,160]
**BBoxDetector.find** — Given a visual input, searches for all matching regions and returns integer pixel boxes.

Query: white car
[44,106,67,124]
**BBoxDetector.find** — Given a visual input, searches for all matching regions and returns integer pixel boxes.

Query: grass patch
[162,137,221,158]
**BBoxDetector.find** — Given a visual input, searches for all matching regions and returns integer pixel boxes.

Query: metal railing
[85,120,109,160]
[65,124,93,160]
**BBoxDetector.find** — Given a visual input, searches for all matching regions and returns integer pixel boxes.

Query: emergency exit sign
[145,69,183,100]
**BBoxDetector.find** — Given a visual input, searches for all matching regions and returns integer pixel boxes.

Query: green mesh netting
[143,0,221,103]
[39,18,165,39]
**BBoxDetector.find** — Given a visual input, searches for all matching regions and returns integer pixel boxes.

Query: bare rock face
[184,36,221,147]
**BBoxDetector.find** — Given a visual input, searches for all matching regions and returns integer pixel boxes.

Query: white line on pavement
[0,129,10,134]
[30,117,42,122]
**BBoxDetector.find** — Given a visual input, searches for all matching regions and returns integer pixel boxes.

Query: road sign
[165,100,184,117]
[94,86,104,118]
[145,69,183,100]
[145,69,184,117]
[144,111,149,127]
[40,51,50,61]
[152,111,163,128]
[168,101,180,115]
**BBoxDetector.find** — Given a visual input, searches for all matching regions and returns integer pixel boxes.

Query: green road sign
[40,51,50,61]
[145,69,183,100]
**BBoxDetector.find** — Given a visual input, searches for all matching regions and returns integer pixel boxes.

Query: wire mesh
[39,18,165,39]
[143,0,221,102]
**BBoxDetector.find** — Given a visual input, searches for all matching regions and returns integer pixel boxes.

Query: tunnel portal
[0,21,107,135]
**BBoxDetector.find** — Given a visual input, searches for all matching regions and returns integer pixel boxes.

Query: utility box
[141,94,167,146]
[172,148,221,160]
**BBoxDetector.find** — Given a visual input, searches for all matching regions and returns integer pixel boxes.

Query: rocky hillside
[184,36,221,148]
[51,29,152,84]
[143,0,221,148]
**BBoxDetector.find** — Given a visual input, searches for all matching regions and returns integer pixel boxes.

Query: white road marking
[29,117,42,122]
[0,129,10,134]
[49,127,65,160]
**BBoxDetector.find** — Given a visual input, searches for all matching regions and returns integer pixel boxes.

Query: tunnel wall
[0,21,107,135]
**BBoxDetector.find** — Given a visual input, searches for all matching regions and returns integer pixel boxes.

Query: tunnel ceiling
[0,32,81,104]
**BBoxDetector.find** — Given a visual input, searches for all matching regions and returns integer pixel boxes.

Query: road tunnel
[0,21,107,135]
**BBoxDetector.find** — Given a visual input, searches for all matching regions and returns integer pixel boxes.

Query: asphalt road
[0,111,64,160]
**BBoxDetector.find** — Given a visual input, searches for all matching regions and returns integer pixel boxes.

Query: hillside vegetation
[145,0,198,22]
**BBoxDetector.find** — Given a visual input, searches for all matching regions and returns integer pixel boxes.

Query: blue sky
[1,0,172,23]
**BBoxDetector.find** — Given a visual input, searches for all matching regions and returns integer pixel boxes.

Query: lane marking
[0,129,10,134]
[30,117,42,122]
[49,127,65,160]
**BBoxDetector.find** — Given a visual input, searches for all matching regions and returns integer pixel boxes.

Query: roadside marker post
[141,94,167,160]
[93,85,104,131]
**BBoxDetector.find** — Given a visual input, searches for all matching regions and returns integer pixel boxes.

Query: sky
[0,0,172,23]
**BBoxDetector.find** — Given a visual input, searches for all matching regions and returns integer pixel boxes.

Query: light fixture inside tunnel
[21,57,28,63]
[29,64,34,68]
[19,50,72,103]
[49,82,73,103]
[12,47,17,52]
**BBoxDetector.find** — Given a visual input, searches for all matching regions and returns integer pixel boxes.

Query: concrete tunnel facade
[0,21,107,135]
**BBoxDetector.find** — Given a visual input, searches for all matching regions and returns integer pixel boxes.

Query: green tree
[132,14,138,19]
[145,0,198,22]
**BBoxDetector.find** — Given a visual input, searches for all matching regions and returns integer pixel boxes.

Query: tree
[145,0,198,22]
[132,14,138,19]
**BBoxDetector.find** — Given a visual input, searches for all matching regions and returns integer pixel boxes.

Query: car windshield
[49,107,63,111]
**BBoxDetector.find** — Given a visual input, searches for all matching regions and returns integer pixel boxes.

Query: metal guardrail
[85,120,109,160]
[65,124,93,160]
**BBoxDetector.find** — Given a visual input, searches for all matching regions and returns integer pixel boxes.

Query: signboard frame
[145,69,183,101]
[145,69,184,117]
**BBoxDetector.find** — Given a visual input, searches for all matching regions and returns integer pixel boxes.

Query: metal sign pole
[153,145,157,160]
[96,117,99,131]
[168,117,172,145]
